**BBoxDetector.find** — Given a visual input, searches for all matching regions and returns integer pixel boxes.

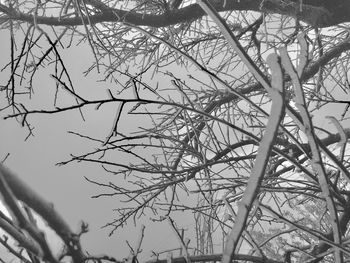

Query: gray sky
[1,19,349,262]
[0,28,184,260]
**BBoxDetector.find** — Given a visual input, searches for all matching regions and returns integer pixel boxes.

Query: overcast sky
[0,28,186,260]
[1,20,349,262]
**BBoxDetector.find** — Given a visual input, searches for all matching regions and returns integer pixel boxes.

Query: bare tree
[1,0,350,262]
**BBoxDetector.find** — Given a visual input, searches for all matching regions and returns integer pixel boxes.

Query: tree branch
[1,0,349,28]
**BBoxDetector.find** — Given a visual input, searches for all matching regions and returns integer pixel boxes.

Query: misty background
[0,21,349,261]
[0,28,189,260]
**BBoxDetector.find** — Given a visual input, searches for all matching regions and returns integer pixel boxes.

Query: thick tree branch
[0,0,349,28]
[0,165,85,263]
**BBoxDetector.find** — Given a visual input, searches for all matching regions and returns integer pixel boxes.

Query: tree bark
[0,0,349,28]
